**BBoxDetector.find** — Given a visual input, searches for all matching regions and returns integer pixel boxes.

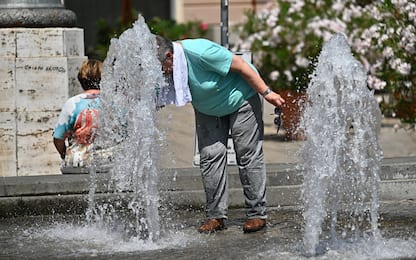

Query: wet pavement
[1,201,415,260]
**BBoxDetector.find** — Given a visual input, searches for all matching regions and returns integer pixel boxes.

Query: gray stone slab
[0,29,16,57]
[0,157,415,217]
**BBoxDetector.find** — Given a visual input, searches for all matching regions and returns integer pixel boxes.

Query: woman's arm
[53,138,66,159]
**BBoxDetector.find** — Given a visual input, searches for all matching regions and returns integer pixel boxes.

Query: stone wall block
[16,110,58,135]
[63,29,85,57]
[67,57,87,97]
[0,112,17,177]
[16,127,60,176]
[0,29,16,57]
[16,28,65,58]
[0,57,15,111]
[16,111,61,176]
[15,57,69,112]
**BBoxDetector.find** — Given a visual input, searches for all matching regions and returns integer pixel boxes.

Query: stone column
[0,0,87,176]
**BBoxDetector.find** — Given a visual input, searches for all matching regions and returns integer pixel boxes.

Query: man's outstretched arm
[229,54,285,107]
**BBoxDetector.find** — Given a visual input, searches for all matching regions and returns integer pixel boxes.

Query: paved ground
[156,102,416,169]
[1,202,415,260]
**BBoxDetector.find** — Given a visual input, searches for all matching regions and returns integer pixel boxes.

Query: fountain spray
[299,33,383,255]
[87,16,166,241]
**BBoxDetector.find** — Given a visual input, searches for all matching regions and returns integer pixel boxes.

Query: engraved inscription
[45,66,66,73]
[20,64,66,73]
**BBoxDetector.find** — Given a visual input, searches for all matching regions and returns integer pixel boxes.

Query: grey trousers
[194,94,267,220]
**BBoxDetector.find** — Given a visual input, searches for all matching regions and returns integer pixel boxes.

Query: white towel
[173,42,192,106]
[157,42,192,107]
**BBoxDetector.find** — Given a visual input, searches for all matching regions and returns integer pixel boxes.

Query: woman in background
[53,59,102,169]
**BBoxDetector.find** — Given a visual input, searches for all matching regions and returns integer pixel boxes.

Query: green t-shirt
[180,39,256,117]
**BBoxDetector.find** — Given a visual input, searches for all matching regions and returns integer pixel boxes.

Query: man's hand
[264,91,285,107]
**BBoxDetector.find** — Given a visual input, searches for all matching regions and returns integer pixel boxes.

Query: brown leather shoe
[243,218,266,233]
[198,218,225,233]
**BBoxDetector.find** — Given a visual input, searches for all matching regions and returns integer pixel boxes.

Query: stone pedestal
[0,0,76,28]
[0,28,86,176]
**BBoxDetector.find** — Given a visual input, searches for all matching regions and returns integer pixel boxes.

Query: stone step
[0,157,415,217]
[1,157,415,197]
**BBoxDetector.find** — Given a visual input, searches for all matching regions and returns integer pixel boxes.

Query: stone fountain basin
[1,157,415,217]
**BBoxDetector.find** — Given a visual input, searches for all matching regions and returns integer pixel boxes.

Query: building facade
[65,0,270,56]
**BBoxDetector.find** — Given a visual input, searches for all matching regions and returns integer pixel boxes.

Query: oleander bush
[233,0,416,124]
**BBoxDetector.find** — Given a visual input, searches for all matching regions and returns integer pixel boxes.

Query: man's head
[155,35,174,77]
[78,59,103,90]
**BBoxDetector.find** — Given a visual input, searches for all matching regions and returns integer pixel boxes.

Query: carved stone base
[0,8,76,27]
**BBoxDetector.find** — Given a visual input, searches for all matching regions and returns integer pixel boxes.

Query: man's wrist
[261,87,273,97]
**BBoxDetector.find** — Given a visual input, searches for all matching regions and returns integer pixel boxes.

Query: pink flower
[199,22,208,31]
[367,75,386,90]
